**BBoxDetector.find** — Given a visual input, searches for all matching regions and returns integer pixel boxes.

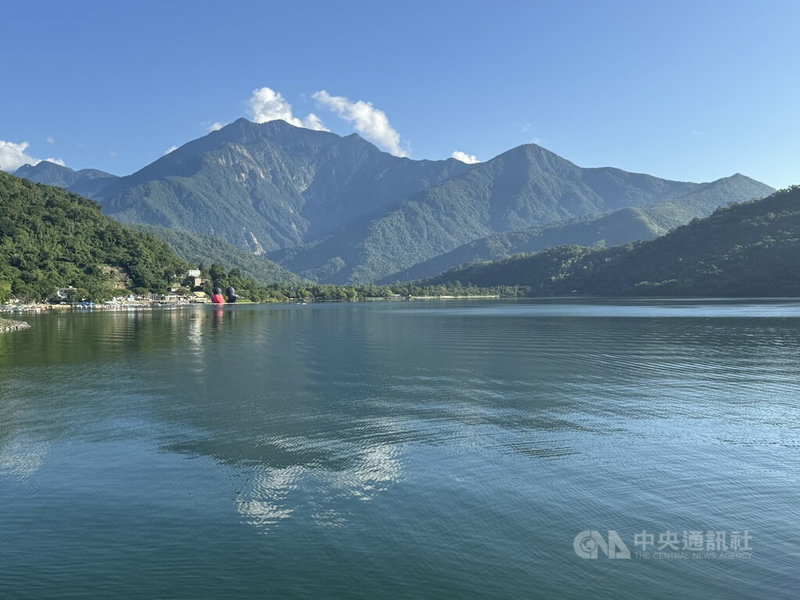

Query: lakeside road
[0,317,31,332]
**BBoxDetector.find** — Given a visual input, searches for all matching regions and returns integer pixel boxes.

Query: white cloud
[249,87,295,123]
[201,120,227,132]
[248,87,328,131]
[46,136,55,144]
[451,151,480,164]
[164,145,179,155]
[302,113,327,132]
[312,90,408,157]
[0,140,59,172]
[0,140,66,172]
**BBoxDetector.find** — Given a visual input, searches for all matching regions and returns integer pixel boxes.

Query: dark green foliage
[0,280,11,303]
[0,172,188,302]
[424,186,800,297]
[257,281,517,302]
[178,265,511,303]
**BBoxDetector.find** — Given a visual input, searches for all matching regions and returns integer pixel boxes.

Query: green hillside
[378,182,761,284]
[134,224,304,285]
[379,206,665,282]
[278,150,773,283]
[424,186,800,297]
[0,172,187,302]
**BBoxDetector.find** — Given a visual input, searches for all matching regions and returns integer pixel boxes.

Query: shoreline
[0,294,504,315]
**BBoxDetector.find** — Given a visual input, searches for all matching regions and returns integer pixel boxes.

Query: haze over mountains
[14,119,774,284]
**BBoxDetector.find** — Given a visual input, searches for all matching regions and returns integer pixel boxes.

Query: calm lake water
[1,299,798,599]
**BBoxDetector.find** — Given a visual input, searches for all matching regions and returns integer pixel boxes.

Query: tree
[0,281,11,303]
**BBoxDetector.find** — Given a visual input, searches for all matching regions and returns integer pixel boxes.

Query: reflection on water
[0,436,48,480]
[1,300,800,599]
[0,390,50,481]
[237,442,402,532]
[237,465,301,527]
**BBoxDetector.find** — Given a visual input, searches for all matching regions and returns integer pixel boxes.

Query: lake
[1,299,798,599]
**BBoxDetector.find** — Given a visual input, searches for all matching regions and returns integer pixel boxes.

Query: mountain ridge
[95,119,473,254]
[423,185,800,297]
[274,145,772,282]
[376,173,772,282]
[14,161,118,198]
[11,119,775,284]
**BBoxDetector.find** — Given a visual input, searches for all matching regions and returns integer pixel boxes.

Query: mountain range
[14,161,118,198]
[13,119,775,284]
[423,185,800,297]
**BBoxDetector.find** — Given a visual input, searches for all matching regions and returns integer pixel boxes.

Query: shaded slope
[379,173,774,282]
[380,207,663,282]
[134,225,304,285]
[424,186,800,297]
[97,119,470,252]
[280,146,772,283]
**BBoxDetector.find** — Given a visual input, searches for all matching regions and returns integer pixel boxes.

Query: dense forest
[0,172,188,302]
[425,186,800,297]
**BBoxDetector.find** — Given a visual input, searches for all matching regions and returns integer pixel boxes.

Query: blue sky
[1,0,798,189]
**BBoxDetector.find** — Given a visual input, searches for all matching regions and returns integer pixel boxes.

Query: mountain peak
[16,118,777,286]
[15,160,71,177]
[14,161,117,195]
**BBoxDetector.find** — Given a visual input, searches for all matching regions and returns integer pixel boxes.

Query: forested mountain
[14,161,118,198]
[276,158,771,283]
[0,172,187,302]
[133,224,304,285]
[423,186,800,297]
[13,120,773,285]
[380,206,665,282]
[95,118,471,253]
[378,174,768,282]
